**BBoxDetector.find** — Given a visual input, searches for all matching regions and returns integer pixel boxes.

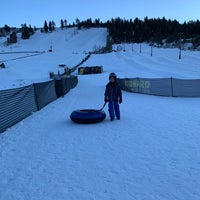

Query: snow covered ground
[0,27,200,200]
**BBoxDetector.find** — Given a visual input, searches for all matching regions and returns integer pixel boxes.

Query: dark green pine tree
[64,19,67,28]
[44,20,48,32]
[21,24,30,39]
[49,21,52,32]
[29,25,34,35]
[60,19,64,29]
[52,21,56,30]
[10,31,17,43]
[4,24,11,33]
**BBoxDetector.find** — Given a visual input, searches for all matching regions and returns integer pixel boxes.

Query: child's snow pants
[108,101,120,119]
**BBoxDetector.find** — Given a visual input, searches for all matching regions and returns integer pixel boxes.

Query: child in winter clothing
[104,72,122,121]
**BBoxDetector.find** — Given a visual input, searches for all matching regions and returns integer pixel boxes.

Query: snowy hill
[0,28,200,200]
[1,27,200,90]
[0,28,107,89]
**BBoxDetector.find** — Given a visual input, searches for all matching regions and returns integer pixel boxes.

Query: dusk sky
[0,0,200,27]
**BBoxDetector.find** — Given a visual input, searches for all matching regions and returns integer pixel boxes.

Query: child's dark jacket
[104,82,122,103]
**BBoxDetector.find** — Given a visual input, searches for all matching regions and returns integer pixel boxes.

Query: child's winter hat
[109,72,117,80]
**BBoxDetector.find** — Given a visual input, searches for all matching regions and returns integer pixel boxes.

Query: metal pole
[124,32,126,52]
[179,33,182,60]
[132,31,134,52]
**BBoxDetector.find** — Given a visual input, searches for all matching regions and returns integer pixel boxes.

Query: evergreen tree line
[0,24,35,44]
[1,17,200,48]
[73,17,200,47]
[0,25,11,36]
[41,20,56,32]
[21,24,35,39]
[7,31,17,44]
[41,19,67,32]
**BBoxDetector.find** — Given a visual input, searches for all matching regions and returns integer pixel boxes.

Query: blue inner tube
[70,109,106,124]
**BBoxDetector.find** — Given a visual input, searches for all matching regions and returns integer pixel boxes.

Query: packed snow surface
[0,27,200,200]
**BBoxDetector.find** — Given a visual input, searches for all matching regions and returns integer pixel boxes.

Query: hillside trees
[42,20,56,32]
[61,19,64,29]
[73,17,200,48]
[60,19,67,29]
[43,20,48,32]
[4,24,11,33]
[49,21,53,32]
[7,31,17,44]
[2,17,200,48]
[0,25,12,37]
[21,24,34,39]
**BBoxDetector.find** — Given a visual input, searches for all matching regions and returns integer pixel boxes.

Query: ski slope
[0,28,107,89]
[0,28,200,200]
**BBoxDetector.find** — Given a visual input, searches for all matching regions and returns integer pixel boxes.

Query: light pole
[178,33,183,59]
[150,31,153,56]
[123,32,126,52]
[132,31,134,52]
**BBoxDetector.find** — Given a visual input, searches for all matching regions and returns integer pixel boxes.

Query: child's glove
[119,99,122,104]
[104,97,108,102]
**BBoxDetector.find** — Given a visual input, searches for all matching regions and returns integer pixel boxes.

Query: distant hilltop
[1,17,200,50]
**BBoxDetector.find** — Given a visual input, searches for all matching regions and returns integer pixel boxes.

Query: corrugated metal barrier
[118,77,200,97]
[0,85,38,133]
[34,80,57,110]
[0,75,78,133]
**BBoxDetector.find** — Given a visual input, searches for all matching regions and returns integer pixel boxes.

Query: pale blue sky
[0,0,199,27]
